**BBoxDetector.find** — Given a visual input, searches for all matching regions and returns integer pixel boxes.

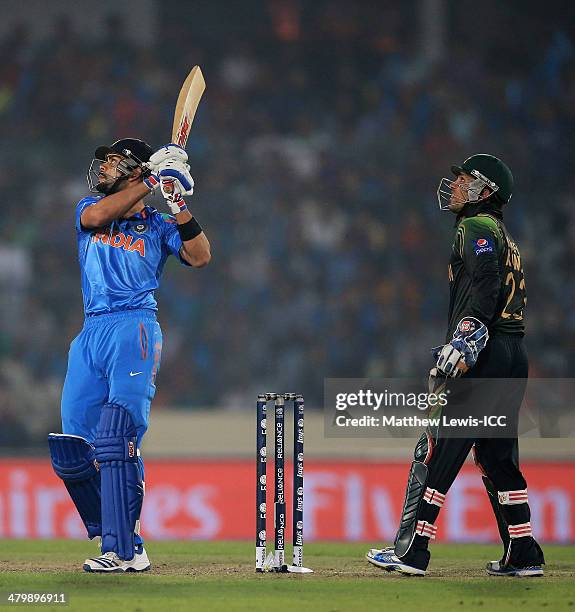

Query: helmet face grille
[437,176,493,210]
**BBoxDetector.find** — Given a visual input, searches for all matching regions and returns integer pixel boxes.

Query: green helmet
[451,153,514,205]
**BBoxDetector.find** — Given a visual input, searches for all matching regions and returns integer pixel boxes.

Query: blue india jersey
[75,196,188,316]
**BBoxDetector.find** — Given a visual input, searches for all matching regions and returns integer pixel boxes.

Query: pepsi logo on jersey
[473,236,494,256]
[92,231,146,257]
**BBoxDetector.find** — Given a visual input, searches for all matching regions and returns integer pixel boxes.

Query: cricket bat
[172,65,206,148]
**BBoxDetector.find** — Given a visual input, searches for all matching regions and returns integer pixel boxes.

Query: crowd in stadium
[0,3,574,445]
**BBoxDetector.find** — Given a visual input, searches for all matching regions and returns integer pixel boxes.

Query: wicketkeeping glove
[432,316,489,378]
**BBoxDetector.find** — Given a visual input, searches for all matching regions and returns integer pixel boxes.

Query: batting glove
[161,183,188,215]
[157,159,194,195]
[143,172,160,192]
[147,144,188,172]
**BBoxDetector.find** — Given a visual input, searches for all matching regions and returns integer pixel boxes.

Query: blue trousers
[61,309,163,445]
[61,309,162,549]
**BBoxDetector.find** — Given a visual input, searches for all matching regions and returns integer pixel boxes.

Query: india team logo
[132,222,148,235]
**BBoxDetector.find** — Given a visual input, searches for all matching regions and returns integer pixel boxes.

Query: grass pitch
[0,540,573,611]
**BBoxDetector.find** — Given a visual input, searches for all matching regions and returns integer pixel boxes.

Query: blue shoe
[486,560,543,577]
[366,547,426,576]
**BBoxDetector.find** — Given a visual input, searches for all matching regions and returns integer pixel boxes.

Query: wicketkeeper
[366,154,545,577]
[49,139,210,572]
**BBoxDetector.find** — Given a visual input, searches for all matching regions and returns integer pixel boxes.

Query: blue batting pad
[95,403,144,561]
[48,434,101,538]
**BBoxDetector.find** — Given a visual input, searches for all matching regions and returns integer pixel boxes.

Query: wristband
[177,217,203,241]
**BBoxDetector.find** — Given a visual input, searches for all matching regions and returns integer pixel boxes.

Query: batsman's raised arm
[81,180,154,229]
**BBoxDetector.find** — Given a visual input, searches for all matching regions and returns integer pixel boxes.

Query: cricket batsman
[48,138,210,572]
[366,154,545,577]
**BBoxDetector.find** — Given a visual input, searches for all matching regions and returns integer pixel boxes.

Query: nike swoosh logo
[130,371,143,377]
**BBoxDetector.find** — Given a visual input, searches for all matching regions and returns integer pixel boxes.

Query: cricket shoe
[83,546,151,573]
[366,547,426,576]
[486,560,543,577]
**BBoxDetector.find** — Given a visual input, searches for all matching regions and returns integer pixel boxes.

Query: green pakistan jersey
[447,212,526,340]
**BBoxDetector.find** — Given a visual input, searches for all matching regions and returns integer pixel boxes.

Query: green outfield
[0,541,573,611]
